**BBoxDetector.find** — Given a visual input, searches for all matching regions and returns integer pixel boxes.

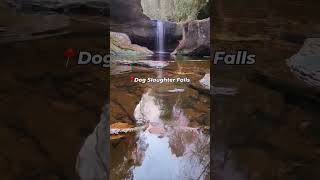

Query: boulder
[287,38,320,88]
[110,31,153,56]
[172,18,210,56]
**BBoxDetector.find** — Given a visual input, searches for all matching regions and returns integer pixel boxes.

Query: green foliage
[171,0,208,22]
[141,0,208,22]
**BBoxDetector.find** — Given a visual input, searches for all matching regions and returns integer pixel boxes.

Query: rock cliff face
[110,0,182,52]
[172,18,210,56]
[110,0,211,53]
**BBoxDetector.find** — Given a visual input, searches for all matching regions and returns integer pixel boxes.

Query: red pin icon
[64,48,76,68]
[130,76,135,81]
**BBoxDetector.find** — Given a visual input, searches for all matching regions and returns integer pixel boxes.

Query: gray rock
[287,38,320,88]
[76,104,108,180]
[111,31,154,56]
[200,73,210,89]
[172,18,210,56]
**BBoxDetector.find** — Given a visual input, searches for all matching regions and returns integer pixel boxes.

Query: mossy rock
[110,32,153,56]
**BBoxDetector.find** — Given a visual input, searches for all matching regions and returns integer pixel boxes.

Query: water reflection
[110,79,210,180]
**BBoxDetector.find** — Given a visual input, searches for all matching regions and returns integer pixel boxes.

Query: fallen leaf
[111,134,125,140]
[110,122,134,129]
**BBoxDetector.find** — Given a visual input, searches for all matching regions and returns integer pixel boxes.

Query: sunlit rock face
[287,38,320,88]
[172,18,210,56]
[111,32,154,56]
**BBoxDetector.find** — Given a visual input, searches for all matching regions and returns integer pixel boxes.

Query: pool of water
[110,55,210,180]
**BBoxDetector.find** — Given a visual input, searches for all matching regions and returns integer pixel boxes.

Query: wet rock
[200,73,210,89]
[113,60,169,68]
[172,18,210,56]
[190,73,212,96]
[110,122,148,135]
[110,65,132,75]
[110,31,153,56]
[287,38,320,88]
[167,88,185,93]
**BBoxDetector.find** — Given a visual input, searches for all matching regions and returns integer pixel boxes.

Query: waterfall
[156,20,165,53]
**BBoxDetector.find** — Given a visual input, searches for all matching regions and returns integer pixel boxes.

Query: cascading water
[156,20,165,53]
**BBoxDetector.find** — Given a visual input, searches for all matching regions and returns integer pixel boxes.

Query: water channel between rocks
[110,55,210,180]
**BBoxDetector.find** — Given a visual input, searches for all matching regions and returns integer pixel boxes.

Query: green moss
[141,0,208,22]
[172,0,208,22]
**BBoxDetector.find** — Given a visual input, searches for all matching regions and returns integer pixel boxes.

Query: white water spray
[156,20,165,53]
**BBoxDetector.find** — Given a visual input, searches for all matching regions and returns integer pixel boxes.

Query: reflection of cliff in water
[111,83,210,180]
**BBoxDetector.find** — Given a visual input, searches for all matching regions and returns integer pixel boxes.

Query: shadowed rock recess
[213,0,320,179]
[0,0,108,180]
